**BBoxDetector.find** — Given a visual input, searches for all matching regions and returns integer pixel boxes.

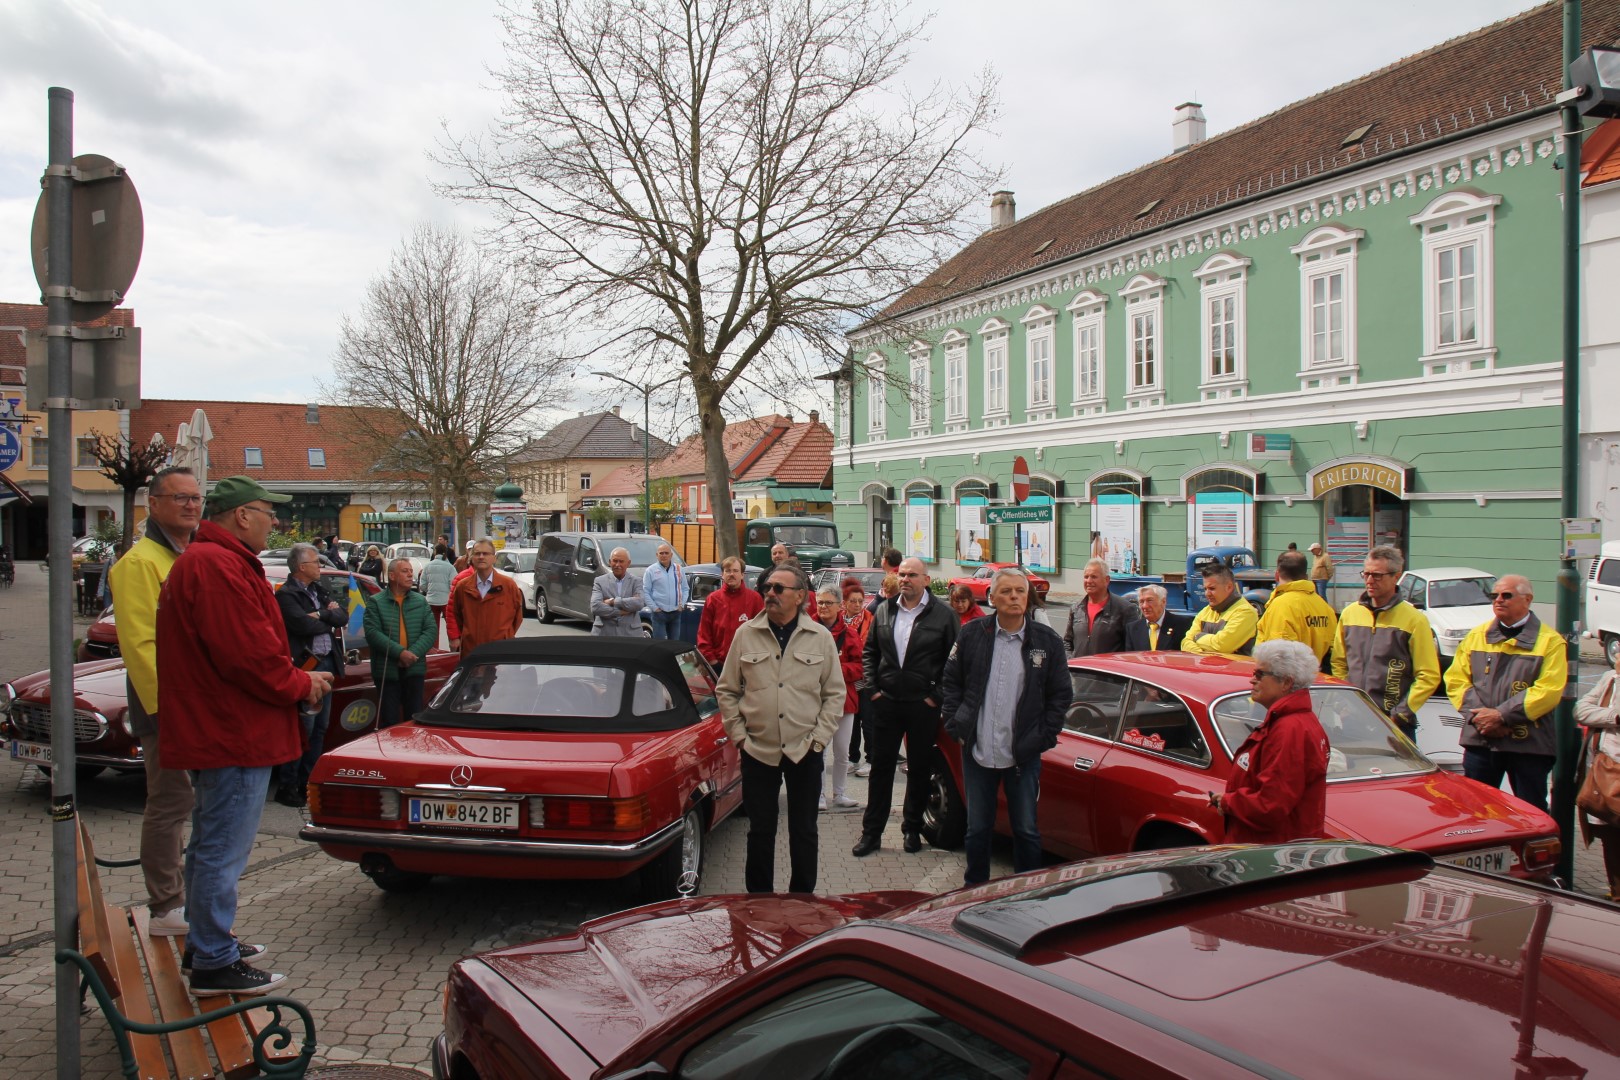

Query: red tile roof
[736,418,833,486]
[128,399,402,484]
[880,0,1620,321]
[652,414,792,481]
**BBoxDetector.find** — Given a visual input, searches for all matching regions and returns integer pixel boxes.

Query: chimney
[1172,102,1206,153]
[989,190,1016,229]
[809,409,820,425]
[611,405,621,417]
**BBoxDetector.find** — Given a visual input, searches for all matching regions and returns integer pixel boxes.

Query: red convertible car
[946,562,1051,602]
[925,651,1561,882]
[3,567,457,778]
[299,637,742,897]
[432,841,1620,1080]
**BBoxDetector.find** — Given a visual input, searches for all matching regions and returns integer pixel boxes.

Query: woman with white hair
[1210,639,1330,844]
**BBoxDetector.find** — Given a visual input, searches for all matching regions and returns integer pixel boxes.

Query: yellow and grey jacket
[1444,613,1566,757]
[1181,594,1258,658]
[1329,595,1440,727]
[106,530,182,734]
[1256,579,1338,662]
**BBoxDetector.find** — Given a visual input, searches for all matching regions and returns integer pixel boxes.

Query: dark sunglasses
[763,582,799,595]
[1491,591,1518,601]
[1250,669,1274,680]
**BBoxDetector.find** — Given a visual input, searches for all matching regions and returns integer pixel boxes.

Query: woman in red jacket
[1212,639,1329,843]
[817,587,864,813]
[947,583,986,625]
[841,580,875,776]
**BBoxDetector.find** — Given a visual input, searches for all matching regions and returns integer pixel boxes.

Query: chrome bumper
[298,815,686,861]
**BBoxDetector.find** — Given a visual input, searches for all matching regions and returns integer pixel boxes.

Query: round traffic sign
[1011,455,1030,504]
[30,153,144,322]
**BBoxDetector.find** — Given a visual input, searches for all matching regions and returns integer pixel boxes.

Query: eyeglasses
[762,582,800,595]
[1491,591,1519,601]
[153,494,203,506]
[240,505,277,519]
[1359,570,1393,580]
[1250,669,1275,680]
[816,598,839,606]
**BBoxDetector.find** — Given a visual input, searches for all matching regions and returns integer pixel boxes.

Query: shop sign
[1247,433,1293,462]
[1310,461,1409,499]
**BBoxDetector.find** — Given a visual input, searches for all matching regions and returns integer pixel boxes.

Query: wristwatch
[812,741,825,753]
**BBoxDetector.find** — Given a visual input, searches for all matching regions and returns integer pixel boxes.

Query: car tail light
[1523,837,1561,870]
[527,797,546,828]
[311,784,399,820]
[543,795,651,831]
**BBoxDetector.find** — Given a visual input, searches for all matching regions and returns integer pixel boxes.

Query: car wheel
[643,808,704,899]
[921,762,966,850]
[1607,634,1620,667]
[534,588,556,624]
[364,864,432,893]
[1134,823,1203,852]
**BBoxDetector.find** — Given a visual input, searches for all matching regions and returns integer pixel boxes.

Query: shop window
[1184,466,1256,552]
[953,479,991,564]
[1088,470,1145,575]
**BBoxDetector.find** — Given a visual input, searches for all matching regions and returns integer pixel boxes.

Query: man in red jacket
[696,556,763,671]
[158,476,333,997]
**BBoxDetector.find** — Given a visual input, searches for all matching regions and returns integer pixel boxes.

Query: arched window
[1019,475,1059,573]
[1184,466,1257,552]
[953,477,992,564]
[1087,469,1144,574]
[902,481,937,563]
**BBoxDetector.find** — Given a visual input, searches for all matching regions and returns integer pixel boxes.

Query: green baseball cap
[205,475,294,513]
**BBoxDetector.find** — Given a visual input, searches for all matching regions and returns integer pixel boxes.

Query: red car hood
[1325,770,1557,852]
[475,892,926,1067]
[315,724,659,797]
[11,659,130,711]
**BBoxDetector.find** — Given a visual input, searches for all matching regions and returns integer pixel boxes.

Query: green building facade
[830,4,1590,601]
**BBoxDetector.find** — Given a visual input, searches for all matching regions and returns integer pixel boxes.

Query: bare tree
[86,429,168,549]
[323,224,565,542]
[440,0,998,555]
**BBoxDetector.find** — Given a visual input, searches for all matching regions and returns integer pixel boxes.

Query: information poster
[1091,492,1141,575]
[1188,490,1254,551]
[906,496,936,563]
[1020,494,1057,574]
[956,497,988,564]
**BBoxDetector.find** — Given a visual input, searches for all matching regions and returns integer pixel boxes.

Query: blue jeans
[646,609,681,639]
[184,766,271,971]
[1463,746,1554,812]
[292,653,338,788]
[961,753,1042,886]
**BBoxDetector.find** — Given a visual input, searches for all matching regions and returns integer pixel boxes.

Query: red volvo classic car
[925,651,1561,881]
[432,841,1620,1079]
[299,637,742,896]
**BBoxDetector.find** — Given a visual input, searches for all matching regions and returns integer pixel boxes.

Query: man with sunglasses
[1329,545,1440,741]
[1443,574,1566,811]
[716,565,844,893]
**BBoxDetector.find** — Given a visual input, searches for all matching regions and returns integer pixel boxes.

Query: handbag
[1577,734,1620,827]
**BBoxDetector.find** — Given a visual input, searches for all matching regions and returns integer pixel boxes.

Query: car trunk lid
[1326,771,1556,856]
[352,727,653,797]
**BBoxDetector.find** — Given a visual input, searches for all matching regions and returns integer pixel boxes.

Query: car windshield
[1428,577,1495,608]
[620,537,674,565]
[391,545,430,559]
[774,524,837,547]
[499,551,537,572]
[422,661,690,733]
[1210,686,1433,780]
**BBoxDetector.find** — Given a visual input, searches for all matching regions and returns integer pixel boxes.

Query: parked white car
[1393,566,1497,663]
[493,547,538,613]
[385,542,433,583]
[1586,541,1620,664]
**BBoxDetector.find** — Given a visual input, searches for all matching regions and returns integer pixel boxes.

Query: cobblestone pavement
[0,560,1611,1076]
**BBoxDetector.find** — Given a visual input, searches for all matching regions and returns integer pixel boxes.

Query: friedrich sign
[1310,462,1407,499]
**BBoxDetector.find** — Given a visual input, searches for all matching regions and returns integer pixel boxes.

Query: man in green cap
[157,475,334,997]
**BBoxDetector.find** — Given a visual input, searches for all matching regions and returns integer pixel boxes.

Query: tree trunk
[696,387,739,559]
[121,488,137,549]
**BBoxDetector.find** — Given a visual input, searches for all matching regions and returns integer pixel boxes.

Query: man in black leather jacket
[854,557,959,857]
[274,544,348,806]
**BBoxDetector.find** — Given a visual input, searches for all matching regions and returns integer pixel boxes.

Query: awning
[767,487,833,501]
[0,472,31,506]
[361,511,431,523]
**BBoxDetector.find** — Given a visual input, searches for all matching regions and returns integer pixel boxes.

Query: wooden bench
[56,817,317,1080]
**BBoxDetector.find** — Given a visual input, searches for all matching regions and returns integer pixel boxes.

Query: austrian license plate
[8,740,51,764]
[1438,846,1512,874]
[407,798,517,830]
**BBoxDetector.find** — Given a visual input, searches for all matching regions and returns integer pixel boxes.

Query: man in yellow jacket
[1443,574,1565,813]
[1330,545,1440,741]
[1181,564,1258,658]
[1257,550,1337,664]
[107,466,201,937]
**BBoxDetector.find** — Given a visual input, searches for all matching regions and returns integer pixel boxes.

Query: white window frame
[980,317,1011,427]
[244,447,264,468]
[1410,191,1500,377]
[1193,253,1251,400]
[865,351,887,440]
[1021,304,1057,422]
[942,329,968,431]
[908,340,931,435]
[1119,274,1165,410]
[1290,225,1363,389]
[307,448,326,469]
[1066,289,1107,415]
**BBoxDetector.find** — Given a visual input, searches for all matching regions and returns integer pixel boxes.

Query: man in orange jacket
[449,537,524,656]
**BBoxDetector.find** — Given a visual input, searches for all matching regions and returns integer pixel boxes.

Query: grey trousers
[138,728,195,915]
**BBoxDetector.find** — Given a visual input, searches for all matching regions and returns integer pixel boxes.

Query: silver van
[531,532,674,624]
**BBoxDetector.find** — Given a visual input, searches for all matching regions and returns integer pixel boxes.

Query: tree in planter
[439,0,998,558]
[588,503,615,531]
[85,429,169,550]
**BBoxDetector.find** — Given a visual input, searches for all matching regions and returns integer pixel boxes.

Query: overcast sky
[0,0,1541,432]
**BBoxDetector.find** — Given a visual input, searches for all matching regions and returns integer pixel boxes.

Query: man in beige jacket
[716,564,844,893]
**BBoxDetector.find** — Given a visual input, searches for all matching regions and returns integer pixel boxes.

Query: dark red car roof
[1072,650,1270,698]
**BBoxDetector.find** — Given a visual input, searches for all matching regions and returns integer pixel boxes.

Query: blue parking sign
[0,426,21,472]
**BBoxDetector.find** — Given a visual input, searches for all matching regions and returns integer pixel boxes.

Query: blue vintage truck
[1105,546,1318,613]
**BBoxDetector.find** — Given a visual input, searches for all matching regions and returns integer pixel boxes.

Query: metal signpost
[1008,455,1031,565]
[32,88,144,1079]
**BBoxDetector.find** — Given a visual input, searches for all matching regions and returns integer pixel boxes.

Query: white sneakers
[829,794,861,811]
[149,907,189,936]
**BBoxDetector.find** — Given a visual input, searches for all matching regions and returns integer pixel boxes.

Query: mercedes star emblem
[449,765,474,788]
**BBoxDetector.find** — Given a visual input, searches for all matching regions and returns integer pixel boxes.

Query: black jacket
[276,576,348,663]
[1124,610,1194,652]
[862,593,959,702]
[1064,592,1140,656]
[942,617,1072,767]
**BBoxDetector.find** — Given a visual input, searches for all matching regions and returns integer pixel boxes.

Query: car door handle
[714,736,729,746]
[1073,756,1095,771]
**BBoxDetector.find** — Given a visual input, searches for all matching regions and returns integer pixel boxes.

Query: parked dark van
[531,532,676,624]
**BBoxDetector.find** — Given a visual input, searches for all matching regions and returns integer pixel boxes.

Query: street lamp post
[592,371,684,534]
